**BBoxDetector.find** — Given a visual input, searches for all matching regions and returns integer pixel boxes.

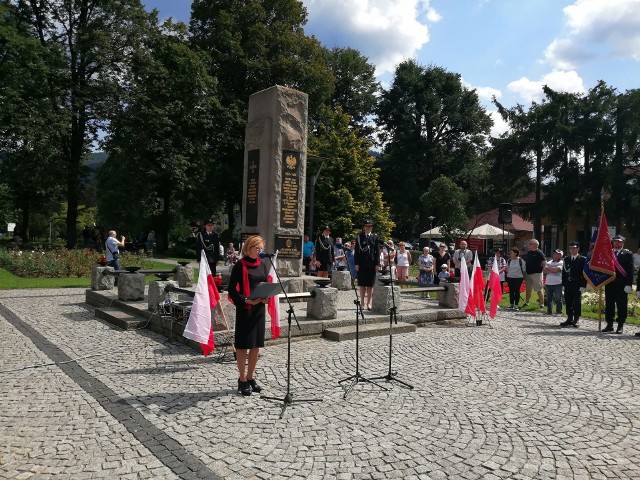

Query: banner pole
[597,286,602,331]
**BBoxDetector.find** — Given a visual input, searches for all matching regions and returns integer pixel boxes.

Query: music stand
[370,247,413,389]
[338,276,389,398]
[260,255,322,418]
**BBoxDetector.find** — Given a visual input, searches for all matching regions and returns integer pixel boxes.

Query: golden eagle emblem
[285,155,297,169]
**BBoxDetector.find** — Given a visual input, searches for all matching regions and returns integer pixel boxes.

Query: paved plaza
[1,288,639,479]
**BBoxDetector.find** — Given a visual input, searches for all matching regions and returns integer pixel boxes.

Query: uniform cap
[612,234,626,242]
[568,241,580,247]
[554,249,563,255]
[204,219,214,225]
[364,219,373,226]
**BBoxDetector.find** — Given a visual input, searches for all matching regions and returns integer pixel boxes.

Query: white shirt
[545,259,563,286]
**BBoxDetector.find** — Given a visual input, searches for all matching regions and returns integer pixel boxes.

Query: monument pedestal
[331,271,352,291]
[118,273,145,301]
[148,280,179,312]
[306,287,337,320]
[91,266,115,291]
[174,265,193,288]
[438,283,459,309]
[372,283,401,315]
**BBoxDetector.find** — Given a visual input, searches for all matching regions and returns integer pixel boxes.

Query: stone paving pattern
[1,288,639,479]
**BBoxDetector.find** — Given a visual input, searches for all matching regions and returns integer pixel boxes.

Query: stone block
[91,266,115,291]
[331,271,352,291]
[117,273,145,301]
[147,280,179,312]
[306,287,337,320]
[372,283,401,314]
[438,283,459,309]
[174,265,193,288]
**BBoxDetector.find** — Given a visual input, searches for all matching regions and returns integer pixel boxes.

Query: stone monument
[242,85,308,277]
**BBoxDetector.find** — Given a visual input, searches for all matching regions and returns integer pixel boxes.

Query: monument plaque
[274,234,302,259]
[280,150,300,228]
[245,149,260,227]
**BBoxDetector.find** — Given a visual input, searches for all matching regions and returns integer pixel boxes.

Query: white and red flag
[267,251,281,340]
[183,251,220,356]
[488,255,502,318]
[458,257,473,315]
[472,251,486,315]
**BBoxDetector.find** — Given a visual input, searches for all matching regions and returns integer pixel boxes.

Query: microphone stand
[260,254,322,418]
[370,246,413,389]
[338,270,388,398]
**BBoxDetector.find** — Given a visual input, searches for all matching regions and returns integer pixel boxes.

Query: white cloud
[462,78,502,102]
[545,0,640,68]
[303,0,438,75]
[507,70,586,103]
[488,110,510,138]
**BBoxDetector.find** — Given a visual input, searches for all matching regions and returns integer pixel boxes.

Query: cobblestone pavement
[1,288,639,480]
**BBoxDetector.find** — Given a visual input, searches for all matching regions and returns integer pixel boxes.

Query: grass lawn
[0,260,196,290]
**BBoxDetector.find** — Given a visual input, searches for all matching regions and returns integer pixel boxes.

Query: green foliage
[0,247,152,278]
[420,176,468,242]
[377,60,493,238]
[309,109,393,240]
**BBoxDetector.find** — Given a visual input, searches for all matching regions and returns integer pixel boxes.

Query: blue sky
[144,0,640,135]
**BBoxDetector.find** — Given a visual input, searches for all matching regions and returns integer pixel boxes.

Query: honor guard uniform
[560,241,587,327]
[603,235,634,334]
[196,219,220,275]
[314,226,334,276]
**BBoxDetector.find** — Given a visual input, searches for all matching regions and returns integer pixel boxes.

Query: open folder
[247,282,281,300]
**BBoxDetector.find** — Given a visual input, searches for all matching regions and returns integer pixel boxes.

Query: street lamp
[307,155,331,238]
[427,216,435,252]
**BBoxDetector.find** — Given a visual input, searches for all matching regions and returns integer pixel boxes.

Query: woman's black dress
[228,257,269,349]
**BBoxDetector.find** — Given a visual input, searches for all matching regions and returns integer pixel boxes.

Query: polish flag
[458,257,472,315]
[464,255,477,317]
[472,252,486,315]
[183,251,220,356]
[488,255,502,318]
[267,251,281,339]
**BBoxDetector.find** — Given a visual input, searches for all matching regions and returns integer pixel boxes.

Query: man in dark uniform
[560,241,587,327]
[313,226,334,278]
[196,219,220,275]
[603,235,634,334]
[354,219,386,311]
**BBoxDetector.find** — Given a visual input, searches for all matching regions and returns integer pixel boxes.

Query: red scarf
[235,257,261,310]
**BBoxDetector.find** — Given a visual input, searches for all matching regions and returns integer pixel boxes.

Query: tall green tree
[11,0,152,248]
[308,109,393,240]
[324,47,378,136]
[0,0,65,240]
[99,20,227,252]
[377,60,493,238]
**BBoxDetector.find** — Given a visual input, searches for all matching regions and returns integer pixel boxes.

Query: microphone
[260,251,278,258]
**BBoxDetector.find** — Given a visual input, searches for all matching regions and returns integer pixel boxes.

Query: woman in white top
[418,247,434,286]
[395,242,411,282]
[506,247,526,309]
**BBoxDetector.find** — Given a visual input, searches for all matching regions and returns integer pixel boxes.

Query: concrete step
[323,321,416,342]
[95,307,150,330]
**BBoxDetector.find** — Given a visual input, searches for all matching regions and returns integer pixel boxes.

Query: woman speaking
[228,235,269,396]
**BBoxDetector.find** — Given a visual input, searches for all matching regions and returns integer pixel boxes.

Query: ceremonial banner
[267,252,281,339]
[488,255,502,319]
[584,208,615,288]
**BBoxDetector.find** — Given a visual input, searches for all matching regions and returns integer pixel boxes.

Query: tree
[419,176,468,240]
[12,0,153,248]
[377,60,493,238]
[99,20,227,252]
[0,1,66,240]
[324,47,379,136]
[308,109,393,240]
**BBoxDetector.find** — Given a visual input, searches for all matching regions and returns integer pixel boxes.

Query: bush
[0,248,151,278]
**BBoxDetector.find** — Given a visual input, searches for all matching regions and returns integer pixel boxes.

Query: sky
[143,0,640,136]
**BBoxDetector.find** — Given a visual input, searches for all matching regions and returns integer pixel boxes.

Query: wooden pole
[597,286,603,331]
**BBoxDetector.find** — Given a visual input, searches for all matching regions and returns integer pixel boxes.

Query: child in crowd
[438,265,450,284]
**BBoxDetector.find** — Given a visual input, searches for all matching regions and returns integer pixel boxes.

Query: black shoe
[238,379,252,396]
[615,325,623,334]
[635,332,640,337]
[601,323,614,333]
[247,378,262,393]
[571,321,579,328]
[559,319,572,327]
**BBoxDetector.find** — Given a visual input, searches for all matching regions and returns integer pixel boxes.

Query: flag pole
[597,286,603,331]
[216,301,236,355]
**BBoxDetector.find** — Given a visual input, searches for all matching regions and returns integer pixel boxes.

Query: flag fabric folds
[267,252,281,340]
[488,255,502,318]
[458,257,472,315]
[183,251,220,356]
[472,252,486,315]
[584,208,616,288]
